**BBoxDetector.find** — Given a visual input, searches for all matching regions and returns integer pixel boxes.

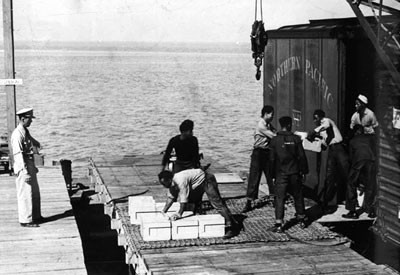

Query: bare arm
[258,120,276,139]
[162,197,174,213]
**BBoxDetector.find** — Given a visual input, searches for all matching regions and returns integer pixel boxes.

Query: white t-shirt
[168,168,205,203]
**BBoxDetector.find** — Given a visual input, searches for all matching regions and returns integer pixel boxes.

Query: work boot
[296,215,308,229]
[323,205,338,215]
[223,228,236,239]
[223,222,239,239]
[298,220,306,229]
[271,223,283,233]
[241,200,252,213]
[342,211,359,219]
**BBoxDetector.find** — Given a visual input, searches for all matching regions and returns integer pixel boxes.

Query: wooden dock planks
[90,154,399,275]
[0,167,87,275]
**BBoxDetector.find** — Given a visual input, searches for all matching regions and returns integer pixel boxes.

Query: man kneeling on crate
[158,169,238,239]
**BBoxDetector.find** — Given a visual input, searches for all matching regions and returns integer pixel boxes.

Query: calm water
[0,42,263,172]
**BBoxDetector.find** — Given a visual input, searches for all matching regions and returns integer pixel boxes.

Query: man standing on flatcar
[269,116,309,233]
[11,108,42,227]
[342,125,377,219]
[242,105,276,213]
[350,94,379,154]
[308,109,349,215]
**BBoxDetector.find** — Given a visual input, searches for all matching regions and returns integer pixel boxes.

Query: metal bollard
[60,159,72,193]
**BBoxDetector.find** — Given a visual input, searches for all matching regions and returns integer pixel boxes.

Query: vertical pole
[2,0,16,169]
[377,0,383,44]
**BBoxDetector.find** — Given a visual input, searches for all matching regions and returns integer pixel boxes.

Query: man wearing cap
[350,94,379,137]
[11,108,42,227]
[350,94,379,161]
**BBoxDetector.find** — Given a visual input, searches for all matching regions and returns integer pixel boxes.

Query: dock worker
[342,125,377,219]
[308,109,349,215]
[269,116,308,233]
[158,169,237,239]
[242,105,276,213]
[350,94,379,154]
[161,119,201,173]
[11,108,42,227]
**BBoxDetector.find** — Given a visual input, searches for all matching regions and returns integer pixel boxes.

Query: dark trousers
[321,144,349,207]
[191,173,233,227]
[246,148,274,200]
[346,160,376,212]
[274,173,305,223]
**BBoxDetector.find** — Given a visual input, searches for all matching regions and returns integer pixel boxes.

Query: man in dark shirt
[269,116,309,233]
[342,124,376,219]
[161,119,201,173]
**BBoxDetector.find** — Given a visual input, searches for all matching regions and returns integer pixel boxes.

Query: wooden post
[2,0,16,168]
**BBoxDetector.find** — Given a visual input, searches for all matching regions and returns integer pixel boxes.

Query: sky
[0,0,393,43]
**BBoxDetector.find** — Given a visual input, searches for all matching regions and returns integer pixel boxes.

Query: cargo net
[116,196,346,252]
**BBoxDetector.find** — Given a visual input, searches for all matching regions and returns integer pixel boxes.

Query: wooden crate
[140,213,171,241]
[130,206,158,225]
[155,202,180,213]
[129,196,156,224]
[197,214,225,238]
[128,196,155,213]
[171,212,198,240]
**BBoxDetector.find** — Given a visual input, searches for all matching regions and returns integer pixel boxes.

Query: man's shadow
[39,209,74,224]
[39,183,93,224]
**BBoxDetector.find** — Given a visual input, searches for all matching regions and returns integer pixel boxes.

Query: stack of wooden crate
[129,196,225,241]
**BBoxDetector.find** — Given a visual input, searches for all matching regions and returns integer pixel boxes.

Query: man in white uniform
[11,108,42,227]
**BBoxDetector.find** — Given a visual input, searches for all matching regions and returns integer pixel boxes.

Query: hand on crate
[169,212,182,221]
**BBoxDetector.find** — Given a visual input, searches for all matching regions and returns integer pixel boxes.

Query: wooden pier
[0,167,87,275]
[90,154,399,275]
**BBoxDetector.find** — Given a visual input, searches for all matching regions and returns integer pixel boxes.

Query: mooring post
[2,0,17,170]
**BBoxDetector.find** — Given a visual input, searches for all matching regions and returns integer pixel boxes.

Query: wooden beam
[346,0,400,91]
[359,0,400,18]
[2,0,16,164]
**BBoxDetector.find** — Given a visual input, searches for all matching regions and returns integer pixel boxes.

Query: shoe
[298,220,307,229]
[323,206,338,215]
[20,222,39,228]
[271,223,283,233]
[223,229,236,239]
[342,211,359,219]
[241,201,252,213]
